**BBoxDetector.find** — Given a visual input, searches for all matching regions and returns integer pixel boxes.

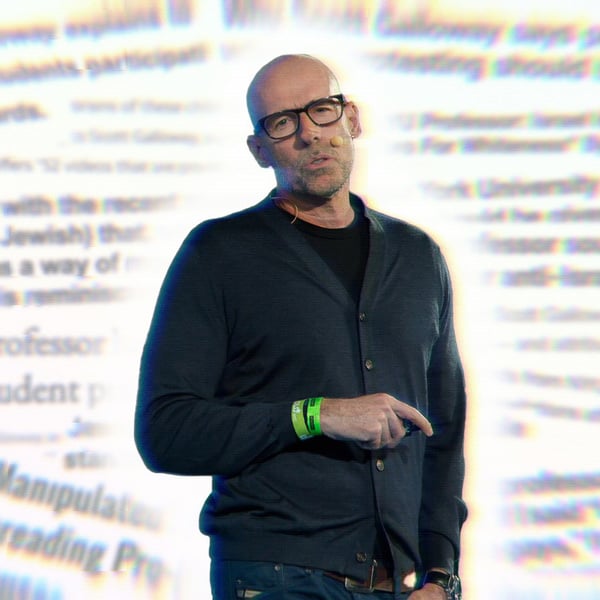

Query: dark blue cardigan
[135,193,467,580]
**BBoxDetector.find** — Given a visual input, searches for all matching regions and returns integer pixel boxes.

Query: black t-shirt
[292,209,370,305]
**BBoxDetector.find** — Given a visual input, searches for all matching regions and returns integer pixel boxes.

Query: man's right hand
[320,393,433,450]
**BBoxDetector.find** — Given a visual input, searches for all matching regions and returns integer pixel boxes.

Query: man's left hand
[408,583,448,599]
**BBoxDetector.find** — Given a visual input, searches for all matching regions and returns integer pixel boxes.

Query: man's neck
[273,189,355,229]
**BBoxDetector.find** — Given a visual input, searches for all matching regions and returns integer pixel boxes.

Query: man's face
[247,59,361,201]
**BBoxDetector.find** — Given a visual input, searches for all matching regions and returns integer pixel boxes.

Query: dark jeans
[210,560,411,600]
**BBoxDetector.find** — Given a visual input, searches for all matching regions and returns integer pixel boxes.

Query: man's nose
[297,112,321,144]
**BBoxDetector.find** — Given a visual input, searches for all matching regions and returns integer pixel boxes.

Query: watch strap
[421,571,462,600]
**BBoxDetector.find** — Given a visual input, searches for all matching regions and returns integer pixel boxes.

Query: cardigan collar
[254,190,386,310]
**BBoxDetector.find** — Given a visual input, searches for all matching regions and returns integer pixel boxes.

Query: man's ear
[247,134,272,168]
[345,101,362,139]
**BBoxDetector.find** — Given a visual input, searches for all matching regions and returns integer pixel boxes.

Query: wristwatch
[421,571,462,600]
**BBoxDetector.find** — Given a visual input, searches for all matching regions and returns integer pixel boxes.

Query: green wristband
[291,400,313,440]
[305,397,323,436]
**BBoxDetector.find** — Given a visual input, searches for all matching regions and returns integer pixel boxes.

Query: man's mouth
[305,154,333,169]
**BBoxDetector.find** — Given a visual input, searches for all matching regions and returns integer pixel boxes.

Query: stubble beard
[281,157,353,200]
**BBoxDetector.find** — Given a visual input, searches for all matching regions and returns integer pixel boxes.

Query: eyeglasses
[255,94,347,140]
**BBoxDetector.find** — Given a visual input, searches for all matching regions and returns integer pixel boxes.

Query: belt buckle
[344,559,377,593]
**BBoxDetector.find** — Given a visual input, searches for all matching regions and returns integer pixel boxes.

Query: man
[135,54,467,600]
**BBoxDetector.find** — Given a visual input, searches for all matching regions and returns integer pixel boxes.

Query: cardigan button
[376,459,385,472]
[364,359,374,370]
[358,312,367,322]
[356,552,368,563]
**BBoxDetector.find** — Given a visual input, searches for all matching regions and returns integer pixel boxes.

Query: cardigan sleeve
[418,247,468,572]
[134,225,298,477]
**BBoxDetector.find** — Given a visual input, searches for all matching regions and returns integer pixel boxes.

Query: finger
[358,437,382,451]
[386,413,405,446]
[378,420,392,448]
[368,417,395,449]
[391,403,433,437]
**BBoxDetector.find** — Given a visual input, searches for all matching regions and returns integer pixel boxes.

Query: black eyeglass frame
[254,94,347,139]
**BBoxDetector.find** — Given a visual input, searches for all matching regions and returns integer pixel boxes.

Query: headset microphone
[330,135,344,147]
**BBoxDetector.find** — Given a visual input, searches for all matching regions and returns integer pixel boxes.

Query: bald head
[246,54,341,128]
[245,54,361,205]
